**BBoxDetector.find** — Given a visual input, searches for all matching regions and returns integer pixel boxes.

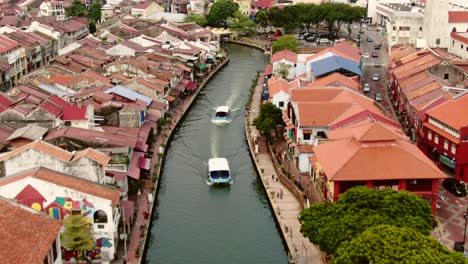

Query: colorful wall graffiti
[15,184,113,261]
[62,237,113,261]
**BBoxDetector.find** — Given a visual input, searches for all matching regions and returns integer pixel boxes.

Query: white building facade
[0,168,121,263]
[39,0,67,20]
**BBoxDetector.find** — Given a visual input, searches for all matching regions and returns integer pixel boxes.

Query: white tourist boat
[207,158,232,184]
[212,105,231,124]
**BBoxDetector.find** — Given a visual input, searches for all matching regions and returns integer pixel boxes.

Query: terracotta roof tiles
[313,121,445,182]
[0,167,121,206]
[72,148,111,166]
[426,93,468,130]
[0,198,62,264]
[271,49,297,63]
[0,140,73,162]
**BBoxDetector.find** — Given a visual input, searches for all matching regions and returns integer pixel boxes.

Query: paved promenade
[245,74,323,264]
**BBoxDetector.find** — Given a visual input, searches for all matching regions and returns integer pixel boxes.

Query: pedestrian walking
[272,174,275,181]
[280,189,283,199]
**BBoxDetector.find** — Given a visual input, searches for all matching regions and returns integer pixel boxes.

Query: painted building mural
[15,184,113,262]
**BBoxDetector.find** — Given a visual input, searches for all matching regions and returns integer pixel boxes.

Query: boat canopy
[215,106,229,113]
[208,158,230,172]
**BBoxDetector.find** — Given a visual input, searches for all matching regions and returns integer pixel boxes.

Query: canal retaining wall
[137,54,231,264]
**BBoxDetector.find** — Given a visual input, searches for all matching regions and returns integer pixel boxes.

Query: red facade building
[311,119,446,215]
[418,93,468,182]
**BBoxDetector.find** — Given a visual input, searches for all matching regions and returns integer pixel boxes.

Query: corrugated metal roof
[104,85,152,105]
[310,55,362,77]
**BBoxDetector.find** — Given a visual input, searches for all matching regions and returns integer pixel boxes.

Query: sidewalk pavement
[247,74,323,264]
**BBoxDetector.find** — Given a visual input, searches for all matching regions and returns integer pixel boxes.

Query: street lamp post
[454,203,468,253]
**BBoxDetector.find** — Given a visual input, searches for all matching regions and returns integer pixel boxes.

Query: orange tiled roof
[290,87,342,102]
[292,87,383,127]
[0,198,62,264]
[0,140,74,162]
[71,148,111,166]
[425,93,468,130]
[313,121,445,181]
[271,49,297,63]
[392,53,442,80]
[297,102,353,126]
[268,76,299,97]
[308,72,359,91]
[405,81,441,101]
[0,167,121,205]
[390,45,418,63]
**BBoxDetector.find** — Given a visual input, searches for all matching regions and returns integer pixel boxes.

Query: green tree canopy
[184,13,208,27]
[89,22,97,33]
[300,187,436,255]
[334,225,468,264]
[272,35,298,54]
[88,0,102,23]
[67,0,87,17]
[207,0,239,27]
[255,10,269,35]
[61,214,94,262]
[254,102,283,138]
[230,11,255,36]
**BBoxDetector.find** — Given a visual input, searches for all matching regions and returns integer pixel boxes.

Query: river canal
[145,44,288,264]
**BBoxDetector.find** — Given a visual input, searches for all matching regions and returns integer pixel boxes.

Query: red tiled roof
[71,148,111,166]
[39,101,63,117]
[0,140,73,162]
[448,11,468,23]
[17,85,50,100]
[426,93,468,130]
[0,198,62,264]
[314,121,445,182]
[252,0,273,9]
[45,127,138,148]
[0,167,121,206]
[272,49,297,63]
[0,93,13,108]
[133,1,154,9]
[128,151,145,179]
[308,72,359,91]
[61,104,87,121]
[0,35,19,53]
[50,75,74,85]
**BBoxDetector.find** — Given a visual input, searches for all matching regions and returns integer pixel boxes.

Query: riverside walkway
[245,74,323,264]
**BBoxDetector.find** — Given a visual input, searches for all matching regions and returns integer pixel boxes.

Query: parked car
[352,25,358,29]
[372,52,379,58]
[318,38,330,45]
[375,93,382,101]
[443,178,467,197]
[353,36,360,42]
[306,37,317,43]
[363,83,370,93]
[363,52,370,59]
[367,37,373,42]
[374,44,382,49]
[367,27,372,31]
[362,24,367,28]
[372,73,380,81]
